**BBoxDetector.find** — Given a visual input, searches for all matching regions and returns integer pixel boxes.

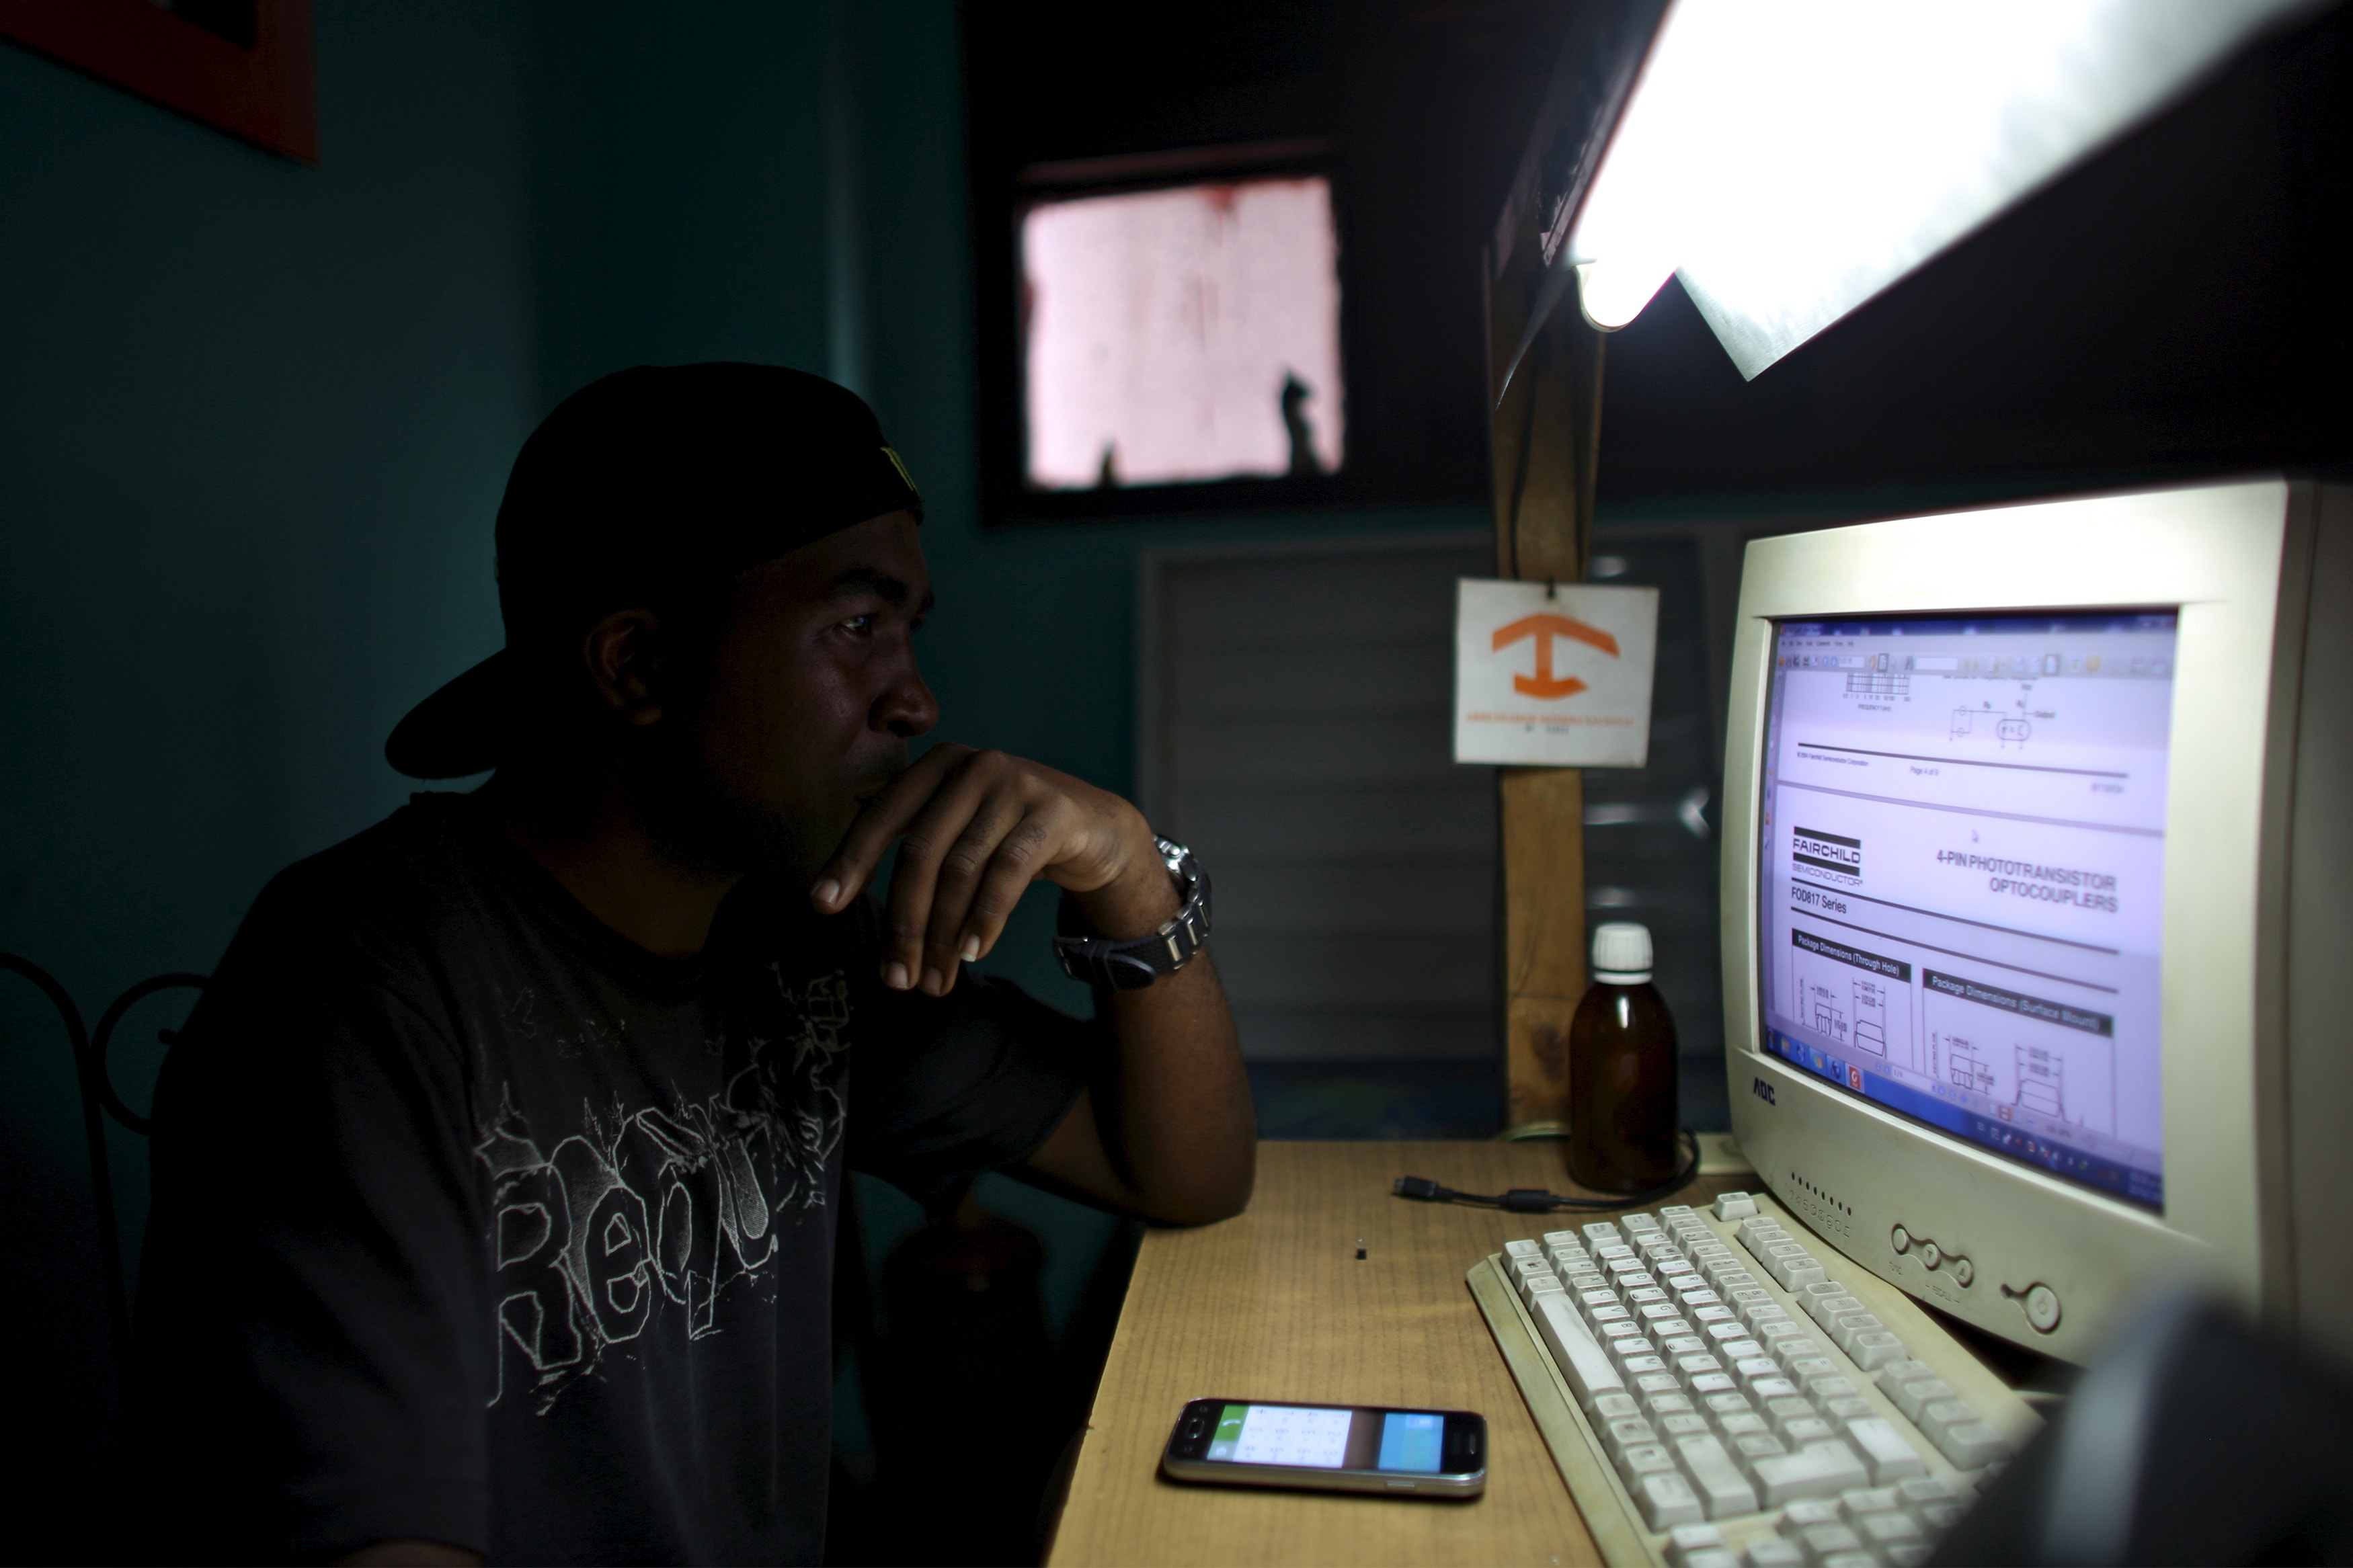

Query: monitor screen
[1757,611,2176,1208]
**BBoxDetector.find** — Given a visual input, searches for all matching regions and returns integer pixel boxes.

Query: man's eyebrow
[824,566,936,617]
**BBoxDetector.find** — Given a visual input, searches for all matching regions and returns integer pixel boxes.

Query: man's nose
[876,660,939,739]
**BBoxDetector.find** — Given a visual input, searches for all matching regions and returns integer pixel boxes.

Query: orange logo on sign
[1492,613,1620,699]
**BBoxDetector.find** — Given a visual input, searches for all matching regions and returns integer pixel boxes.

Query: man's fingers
[879,757,1004,990]
[811,744,973,910]
[962,823,1051,962]
[918,792,1034,987]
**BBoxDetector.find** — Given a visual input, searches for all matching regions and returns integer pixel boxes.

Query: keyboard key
[1849,1331,1909,1371]
[1636,1470,1708,1530]
[1781,1499,1842,1528]
[1825,1397,1875,1423]
[1805,1374,1858,1400]
[1918,1500,1969,1532]
[1625,1355,1671,1377]
[1659,1411,1713,1442]
[1665,1522,1725,1568]
[1845,1417,1927,1483]
[1837,1486,1902,1518]
[1857,1511,1928,1552]
[1542,1229,1584,1248]
[1755,1378,1804,1405]
[1677,1432,1761,1518]
[1677,1353,1726,1380]
[1883,1546,1933,1568]
[1875,1358,1935,1388]
[1828,1314,1885,1355]
[1618,1441,1679,1486]
[1591,1392,1642,1423]
[1636,1372,1685,1399]
[1624,1212,1662,1233]
[1816,1553,1878,1568]
[1706,1321,1753,1346]
[1717,1411,1770,1441]
[1506,1237,1542,1257]
[1895,1475,1956,1508]
[1767,1249,1830,1290]
[1661,1336,1712,1359]
[1753,1440,1869,1506]
[1609,1337,1658,1364]
[1744,1537,1804,1568]
[1645,1390,1700,1420]
[1523,1276,1566,1301]
[1804,1292,1862,1325]
[1938,1420,2012,1470]
[1732,1357,1785,1389]
[1784,1357,1840,1382]
[1601,1321,1646,1342]
[1528,1293,1624,1409]
[1712,1191,1759,1221]
[1782,1417,1837,1445]
[1603,1416,1658,1458]
[1732,1432,1789,1475]
[1584,1223,1622,1245]
[1720,1338,1768,1361]
[1689,1372,1741,1399]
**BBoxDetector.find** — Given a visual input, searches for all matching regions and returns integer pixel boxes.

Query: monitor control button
[2023,1283,2062,1333]
[1890,1226,1911,1253]
[1950,1257,1975,1287]
[1918,1241,1942,1270]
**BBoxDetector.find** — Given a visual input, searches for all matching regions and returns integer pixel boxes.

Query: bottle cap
[1591,921,1653,984]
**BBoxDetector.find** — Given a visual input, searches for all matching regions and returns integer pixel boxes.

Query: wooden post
[1488,222,1607,1137]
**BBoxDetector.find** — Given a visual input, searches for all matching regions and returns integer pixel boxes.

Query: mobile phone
[1160,1398,1486,1497]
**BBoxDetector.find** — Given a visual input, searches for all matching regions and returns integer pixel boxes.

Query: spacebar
[1530,1292,1626,1410]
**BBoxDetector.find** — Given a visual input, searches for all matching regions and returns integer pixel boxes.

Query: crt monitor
[1718,477,2352,1364]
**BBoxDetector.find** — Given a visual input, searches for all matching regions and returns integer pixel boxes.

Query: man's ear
[580,608,666,727]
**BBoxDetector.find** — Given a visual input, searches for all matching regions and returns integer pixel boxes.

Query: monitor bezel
[1719,477,2311,1361]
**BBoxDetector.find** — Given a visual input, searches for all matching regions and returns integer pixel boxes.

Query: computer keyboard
[1468,1190,2042,1567]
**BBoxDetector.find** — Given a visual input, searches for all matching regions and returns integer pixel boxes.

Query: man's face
[651,509,938,882]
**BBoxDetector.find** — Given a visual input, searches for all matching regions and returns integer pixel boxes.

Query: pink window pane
[1023,176,1344,489]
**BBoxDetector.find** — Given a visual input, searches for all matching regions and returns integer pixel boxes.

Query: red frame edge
[0,0,317,163]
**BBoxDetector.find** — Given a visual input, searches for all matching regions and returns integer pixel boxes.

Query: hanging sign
[1453,578,1660,767]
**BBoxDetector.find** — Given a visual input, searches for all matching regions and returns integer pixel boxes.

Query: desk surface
[1047,1141,1750,1567]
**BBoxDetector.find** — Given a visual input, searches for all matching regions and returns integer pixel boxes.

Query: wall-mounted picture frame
[0,0,317,163]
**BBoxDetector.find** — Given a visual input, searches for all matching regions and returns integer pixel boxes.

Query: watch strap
[1051,837,1211,991]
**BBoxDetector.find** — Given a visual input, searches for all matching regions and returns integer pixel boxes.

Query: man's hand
[809,743,1172,995]
[810,742,1252,1225]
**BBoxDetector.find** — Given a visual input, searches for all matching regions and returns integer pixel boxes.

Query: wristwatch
[1052,835,1211,991]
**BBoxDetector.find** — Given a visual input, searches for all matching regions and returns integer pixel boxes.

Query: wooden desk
[1048,1141,1751,1567]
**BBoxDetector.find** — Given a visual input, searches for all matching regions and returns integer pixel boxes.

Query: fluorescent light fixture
[1567,0,2319,377]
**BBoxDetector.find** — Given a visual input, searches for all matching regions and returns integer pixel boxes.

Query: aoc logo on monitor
[1753,1077,1777,1106]
[1791,827,1862,885]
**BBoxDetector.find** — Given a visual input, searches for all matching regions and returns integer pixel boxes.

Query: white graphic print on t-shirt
[474,968,850,1413]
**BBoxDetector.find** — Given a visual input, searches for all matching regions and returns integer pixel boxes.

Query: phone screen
[1201,1403,1448,1473]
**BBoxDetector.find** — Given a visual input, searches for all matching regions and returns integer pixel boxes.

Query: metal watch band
[1051,835,1211,991]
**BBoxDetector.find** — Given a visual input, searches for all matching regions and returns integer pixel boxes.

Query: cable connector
[1388,1132,1702,1213]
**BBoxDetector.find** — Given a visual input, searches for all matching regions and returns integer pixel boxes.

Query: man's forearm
[1057,852,1255,1225]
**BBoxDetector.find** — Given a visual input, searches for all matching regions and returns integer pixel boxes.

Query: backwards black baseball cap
[386,362,923,779]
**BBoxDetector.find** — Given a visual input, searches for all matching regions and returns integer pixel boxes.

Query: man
[127,365,1254,1565]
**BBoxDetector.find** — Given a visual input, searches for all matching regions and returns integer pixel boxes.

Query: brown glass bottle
[1568,922,1680,1192]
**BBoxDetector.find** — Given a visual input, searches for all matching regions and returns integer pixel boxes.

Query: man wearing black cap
[127,365,1253,1565]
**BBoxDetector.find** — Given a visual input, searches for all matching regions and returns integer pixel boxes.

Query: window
[1022,175,1344,492]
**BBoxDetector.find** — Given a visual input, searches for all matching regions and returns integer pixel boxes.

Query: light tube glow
[1567,0,2318,377]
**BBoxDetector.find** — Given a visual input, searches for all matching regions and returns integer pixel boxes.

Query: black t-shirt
[126,794,1090,1565]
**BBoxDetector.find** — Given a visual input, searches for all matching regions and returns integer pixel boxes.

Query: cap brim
[386,651,514,779]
